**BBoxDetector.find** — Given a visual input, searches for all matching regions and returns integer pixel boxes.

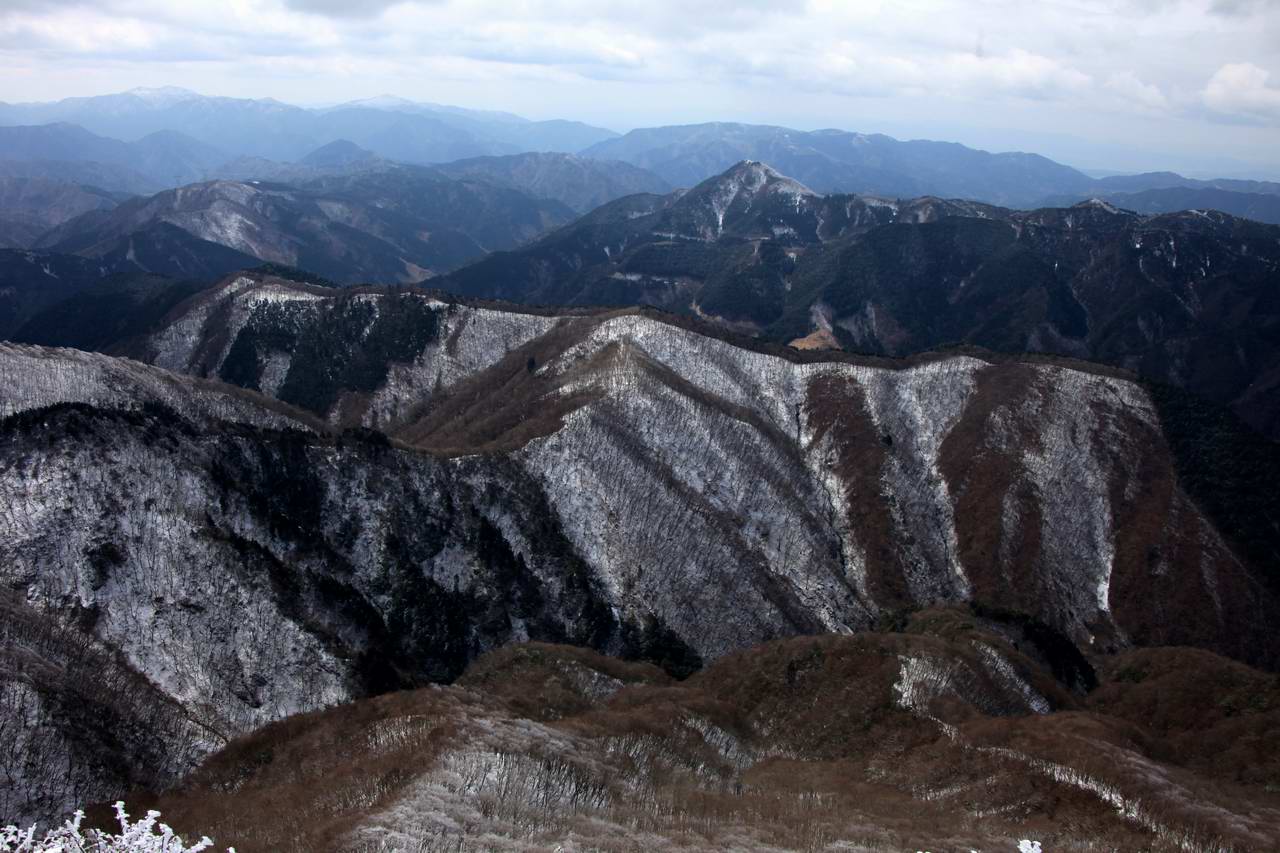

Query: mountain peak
[662,160,821,240]
[344,94,417,109]
[715,160,817,198]
[299,139,379,167]
[124,86,200,104]
[1074,197,1124,214]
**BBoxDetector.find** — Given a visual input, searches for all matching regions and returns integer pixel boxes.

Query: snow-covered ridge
[137,285,1256,665]
[3,301,1275,830]
[146,274,566,428]
[519,312,1199,655]
[0,341,310,431]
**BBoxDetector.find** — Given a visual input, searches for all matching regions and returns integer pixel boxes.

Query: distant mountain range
[1042,185,1280,224]
[3,88,1278,216]
[9,154,1280,441]
[0,157,157,195]
[1092,171,1280,196]
[579,123,1098,207]
[0,123,224,191]
[436,152,673,213]
[0,87,617,163]
[4,111,1280,437]
[32,165,574,284]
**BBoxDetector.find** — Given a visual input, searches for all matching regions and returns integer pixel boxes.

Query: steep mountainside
[436,152,672,213]
[123,636,1280,852]
[580,123,1095,206]
[0,177,122,249]
[0,250,228,340]
[4,272,1280,828]
[441,161,1280,439]
[7,271,209,354]
[0,251,113,338]
[35,167,574,283]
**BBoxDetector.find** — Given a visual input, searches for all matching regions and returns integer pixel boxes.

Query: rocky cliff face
[2,273,1278,826]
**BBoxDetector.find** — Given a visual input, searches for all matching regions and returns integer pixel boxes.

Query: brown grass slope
[115,615,1280,852]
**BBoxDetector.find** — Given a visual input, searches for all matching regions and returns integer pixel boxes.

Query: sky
[1,0,1279,177]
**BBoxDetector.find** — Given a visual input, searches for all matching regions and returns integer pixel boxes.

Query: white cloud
[0,0,1277,173]
[284,0,410,17]
[1105,71,1168,112]
[1203,62,1280,121]
[940,49,1093,100]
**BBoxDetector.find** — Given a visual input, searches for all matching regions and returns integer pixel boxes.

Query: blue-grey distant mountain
[1036,169,1280,224]
[0,123,227,188]
[0,157,156,195]
[435,152,672,213]
[298,139,380,168]
[1092,171,1280,196]
[0,88,618,163]
[329,95,619,153]
[1040,186,1280,225]
[580,122,1096,207]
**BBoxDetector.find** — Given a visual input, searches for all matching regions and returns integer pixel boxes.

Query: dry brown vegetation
[389,315,611,454]
[93,612,1280,853]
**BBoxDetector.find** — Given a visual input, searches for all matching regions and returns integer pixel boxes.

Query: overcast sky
[2,0,1279,177]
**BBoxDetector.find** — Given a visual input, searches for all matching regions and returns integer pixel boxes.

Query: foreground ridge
[3,276,1278,827]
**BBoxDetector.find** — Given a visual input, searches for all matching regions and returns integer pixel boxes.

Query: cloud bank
[0,0,1276,174]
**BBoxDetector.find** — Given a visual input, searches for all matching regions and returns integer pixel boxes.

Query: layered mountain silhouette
[6,91,1280,850]
[0,88,617,163]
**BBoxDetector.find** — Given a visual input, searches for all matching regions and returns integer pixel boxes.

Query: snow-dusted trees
[0,803,231,852]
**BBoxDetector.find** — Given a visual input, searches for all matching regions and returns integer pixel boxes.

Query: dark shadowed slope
[0,177,122,248]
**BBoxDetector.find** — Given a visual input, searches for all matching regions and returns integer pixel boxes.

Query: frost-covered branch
[0,802,232,853]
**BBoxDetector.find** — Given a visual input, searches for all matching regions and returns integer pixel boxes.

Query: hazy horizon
[2,1,1280,180]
